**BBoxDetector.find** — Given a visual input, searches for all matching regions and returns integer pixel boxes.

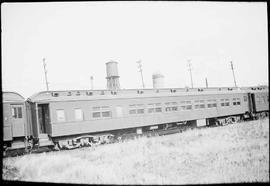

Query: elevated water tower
[106,61,120,90]
[152,72,164,89]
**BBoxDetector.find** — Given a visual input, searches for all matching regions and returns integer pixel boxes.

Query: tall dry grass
[3,118,269,184]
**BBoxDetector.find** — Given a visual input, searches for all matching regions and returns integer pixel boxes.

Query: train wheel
[226,118,231,125]
[54,143,60,151]
[219,119,226,126]
[230,117,236,124]
[3,146,7,157]
[261,112,266,119]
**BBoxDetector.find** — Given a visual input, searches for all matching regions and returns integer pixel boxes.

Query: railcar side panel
[48,92,249,137]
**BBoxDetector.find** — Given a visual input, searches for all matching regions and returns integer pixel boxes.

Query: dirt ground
[2,118,269,184]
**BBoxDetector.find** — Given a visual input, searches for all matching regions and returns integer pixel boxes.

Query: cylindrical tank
[106,61,119,77]
[152,72,164,89]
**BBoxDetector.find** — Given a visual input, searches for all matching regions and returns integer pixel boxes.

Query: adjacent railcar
[253,90,268,113]
[3,92,32,149]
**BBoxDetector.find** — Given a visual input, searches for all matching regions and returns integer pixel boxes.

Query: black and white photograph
[2,1,268,184]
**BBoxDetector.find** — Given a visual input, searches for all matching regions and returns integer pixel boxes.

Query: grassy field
[2,118,269,184]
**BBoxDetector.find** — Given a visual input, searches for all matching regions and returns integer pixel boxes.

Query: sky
[1,2,268,98]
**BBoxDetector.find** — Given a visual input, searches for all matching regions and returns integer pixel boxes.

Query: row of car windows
[55,97,244,122]
[56,107,112,122]
[129,98,241,114]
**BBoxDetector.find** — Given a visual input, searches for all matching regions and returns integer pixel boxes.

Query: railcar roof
[2,91,25,103]
[27,86,268,103]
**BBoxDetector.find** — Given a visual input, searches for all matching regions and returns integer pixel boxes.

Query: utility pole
[42,58,49,91]
[90,76,94,90]
[187,59,194,88]
[205,77,208,88]
[137,60,145,89]
[230,61,237,87]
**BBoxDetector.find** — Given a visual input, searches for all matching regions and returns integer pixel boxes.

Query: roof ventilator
[51,92,59,97]
[86,91,93,96]
[111,91,117,95]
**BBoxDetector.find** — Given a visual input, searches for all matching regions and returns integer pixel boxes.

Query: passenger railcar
[3,92,32,150]
[25,86,268,149]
